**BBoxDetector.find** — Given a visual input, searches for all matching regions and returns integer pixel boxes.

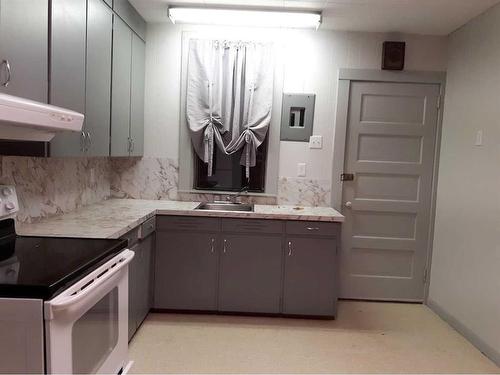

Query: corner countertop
[17,199,344,239]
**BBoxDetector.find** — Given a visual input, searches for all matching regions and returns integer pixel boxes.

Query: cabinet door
[129,33,145,156]
[110,16,132,156]
[218,234,283,313]
[128,243,140,341]
[86,0,112,156]
[49,0,87,156]
[0,0,48,102]
[155,232,218,310]
[137,234,153,326]
[283,237,337,316]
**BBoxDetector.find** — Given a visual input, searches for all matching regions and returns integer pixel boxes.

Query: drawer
[157,216,220,232]
[222,218,283,234]
[286,221,339,237]
[139,216,156,239]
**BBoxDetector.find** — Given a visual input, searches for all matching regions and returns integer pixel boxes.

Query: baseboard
[427,298,500,367]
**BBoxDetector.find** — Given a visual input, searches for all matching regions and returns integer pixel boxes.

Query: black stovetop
[0,219,128,300]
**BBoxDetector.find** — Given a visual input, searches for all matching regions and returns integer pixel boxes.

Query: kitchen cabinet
[155,216,340,318]
[85,0,113,156]
[0,0,48,102]
[126,217,156,341]
[111,16,145,157]
[218,234,282,313]
[283,237,337,316]
[49,0,87,156]
[154,231,219,311]
[113,0,146,40]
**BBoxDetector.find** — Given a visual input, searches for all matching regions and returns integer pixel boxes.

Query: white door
[340,81,440,301]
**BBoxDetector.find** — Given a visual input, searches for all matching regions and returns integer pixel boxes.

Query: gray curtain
[186,39,274,178]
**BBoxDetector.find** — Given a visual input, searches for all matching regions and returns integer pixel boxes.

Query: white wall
[428,3,500,365]
[143,22,447,199]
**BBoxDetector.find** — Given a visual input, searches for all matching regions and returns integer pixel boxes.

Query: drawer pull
[223,239,227,254]
[210,238,215,253]
[288,241,293,256]
[306,227,320,231]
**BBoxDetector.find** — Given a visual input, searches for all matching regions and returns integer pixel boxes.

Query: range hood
[0,93,84,142]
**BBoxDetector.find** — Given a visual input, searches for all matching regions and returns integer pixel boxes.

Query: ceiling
[129,0,500,35]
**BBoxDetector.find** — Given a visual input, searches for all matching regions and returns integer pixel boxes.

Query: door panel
[218,234,282,313]
[283,237,337,316]
[154,232,218,310]
[341,81,440,301]
[85,0,113,156]
[111,16,132,156]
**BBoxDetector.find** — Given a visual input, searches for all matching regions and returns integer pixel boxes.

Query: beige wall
[428,3,500,365]
[142,23,448,203]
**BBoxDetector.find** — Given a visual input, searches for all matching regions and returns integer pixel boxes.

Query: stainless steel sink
[195,202,254,212]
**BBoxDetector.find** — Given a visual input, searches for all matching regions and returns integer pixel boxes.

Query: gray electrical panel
[280,93,316,142]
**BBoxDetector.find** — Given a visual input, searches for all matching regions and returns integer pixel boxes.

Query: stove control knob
[5,202,16,211]
[2,187,12,197]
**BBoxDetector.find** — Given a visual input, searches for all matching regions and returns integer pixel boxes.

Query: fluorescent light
[168,7,322,29]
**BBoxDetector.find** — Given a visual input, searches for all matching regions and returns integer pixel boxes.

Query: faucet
[225,184,249,203]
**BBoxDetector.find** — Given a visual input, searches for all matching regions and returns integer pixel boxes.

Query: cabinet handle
[1,59,11,87]
[288,241,293,256]
[80,132,86,152]
[130,138,135,153]
[306,227,320,231]
[223,239,227,254]
[210,238,215,253]
[86,132,91,151]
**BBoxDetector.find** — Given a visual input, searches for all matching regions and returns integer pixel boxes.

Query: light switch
[475,130,483,146]
[309,135,322,149]
[297,163,306,177]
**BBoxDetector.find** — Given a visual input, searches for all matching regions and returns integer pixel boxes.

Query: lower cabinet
[154,216,340,318]
[154,231,218,311]
[283,237,337,316]
[218,234,282,313]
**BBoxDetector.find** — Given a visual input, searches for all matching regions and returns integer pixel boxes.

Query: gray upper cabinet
[0,0,48,102]
[129,34,145,156]
[111,16,132,157]
[86,0,113,156]
[49,0,87,157]
[112,0,146,40]
[283,237,337,316]
[155,231,219,311]
[218,234,283,314]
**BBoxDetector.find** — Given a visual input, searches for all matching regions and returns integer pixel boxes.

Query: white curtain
[186,39,274,178]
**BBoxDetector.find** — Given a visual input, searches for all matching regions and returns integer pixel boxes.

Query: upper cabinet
[0,0,48,102]
[48,0,145,157]
[111,17,145,157]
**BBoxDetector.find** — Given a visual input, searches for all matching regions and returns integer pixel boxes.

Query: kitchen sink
[195,202,254,212]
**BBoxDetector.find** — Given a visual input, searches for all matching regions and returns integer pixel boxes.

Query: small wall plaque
[280,93,315,142]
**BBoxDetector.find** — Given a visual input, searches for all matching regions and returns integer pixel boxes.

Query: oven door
[44,249,134,374]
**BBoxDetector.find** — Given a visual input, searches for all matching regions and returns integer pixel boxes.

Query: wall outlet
[297,163,306,177]
[309,135,323,149]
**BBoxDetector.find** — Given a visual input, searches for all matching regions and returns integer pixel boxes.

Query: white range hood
[0,93,84,142]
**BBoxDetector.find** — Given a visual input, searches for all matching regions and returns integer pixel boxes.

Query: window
[194,137,268,192]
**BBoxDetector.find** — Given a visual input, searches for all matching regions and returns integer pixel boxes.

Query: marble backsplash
[1,156,330,223]
[0,156,111,223]
[111,157,330,207]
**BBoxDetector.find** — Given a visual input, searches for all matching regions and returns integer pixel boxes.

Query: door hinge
[423,268,428,284]
[437,95,442,110]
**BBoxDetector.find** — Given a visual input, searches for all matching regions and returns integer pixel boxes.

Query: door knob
[345,201,352,208]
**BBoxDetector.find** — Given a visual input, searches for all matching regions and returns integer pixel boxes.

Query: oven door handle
[48,249,134,312]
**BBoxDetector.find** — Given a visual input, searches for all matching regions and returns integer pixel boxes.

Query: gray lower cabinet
[154,216,340,317]
[155,231,218,310]
[0,0,48,102]
[283,237,337,316]
[49,0,87,156]
[218,234,282,313]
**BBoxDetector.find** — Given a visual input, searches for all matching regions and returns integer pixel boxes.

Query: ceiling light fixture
[167,7,322,29]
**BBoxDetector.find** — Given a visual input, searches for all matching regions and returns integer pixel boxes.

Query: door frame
[331,69,447,303]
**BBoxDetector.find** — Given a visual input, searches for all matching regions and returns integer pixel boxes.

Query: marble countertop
[17,199,344,239]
